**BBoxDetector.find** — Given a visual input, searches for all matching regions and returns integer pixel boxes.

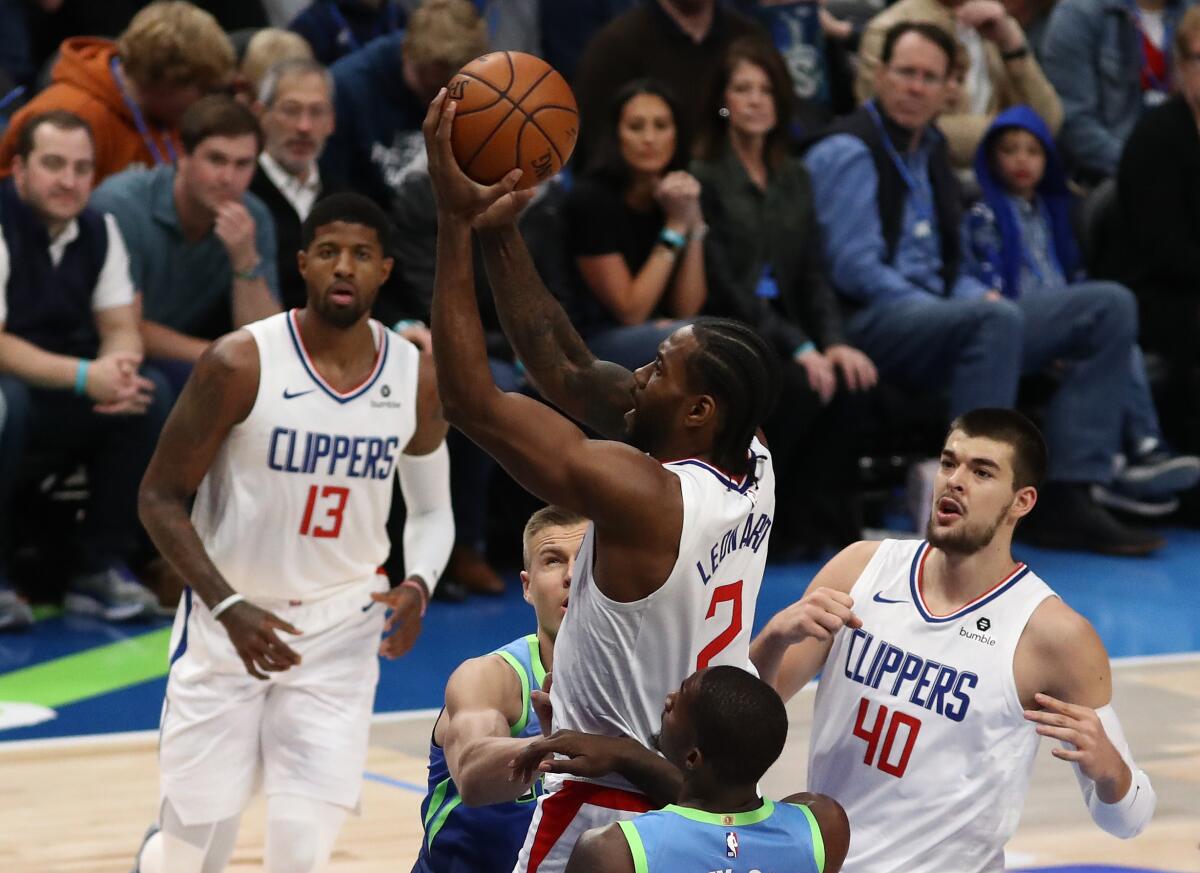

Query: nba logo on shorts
[726,831,739,858]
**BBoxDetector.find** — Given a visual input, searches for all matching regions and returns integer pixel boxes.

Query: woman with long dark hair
[693,37,877,553]
[563,78,706,369]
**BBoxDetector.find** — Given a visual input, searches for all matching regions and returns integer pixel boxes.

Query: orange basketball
[446,52,578,190]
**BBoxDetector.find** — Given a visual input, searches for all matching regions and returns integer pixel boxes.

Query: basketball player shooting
[750,408,1156,873]
[133,193,454,873]
[423,88,782,873]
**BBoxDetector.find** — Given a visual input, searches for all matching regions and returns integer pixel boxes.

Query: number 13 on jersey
[299,485,350,538]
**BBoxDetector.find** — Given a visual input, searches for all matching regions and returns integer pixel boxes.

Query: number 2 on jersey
[299,485,350,538]
[696,580,743,669]
[852,696,922,777]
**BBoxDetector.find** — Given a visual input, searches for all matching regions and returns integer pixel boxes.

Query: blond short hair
[241,29,314,94]
[522,506,587,569]
[403,0,488,70]
[118,1,235,91]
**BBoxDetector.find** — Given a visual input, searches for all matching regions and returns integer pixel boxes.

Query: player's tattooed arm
[477,221,636,441]
[564,824,636,873]
[139,333,302,680]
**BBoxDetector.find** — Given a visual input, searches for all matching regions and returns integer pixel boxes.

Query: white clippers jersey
[808,539,1057,873]
[192,310,418,603]
[550,438,775,791]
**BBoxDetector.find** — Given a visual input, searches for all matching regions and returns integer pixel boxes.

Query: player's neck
[536,626,555,674]
[295,308,374,368]
[923,540,1020,609]
[676,778,762,815]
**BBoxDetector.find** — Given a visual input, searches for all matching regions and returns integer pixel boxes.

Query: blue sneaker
[1115,444,1200,499]
[0,585,33,632]
[65,564,158,622]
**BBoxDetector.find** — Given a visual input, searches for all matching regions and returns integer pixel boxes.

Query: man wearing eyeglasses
[252,58,341,311]
[805,20,1166,556]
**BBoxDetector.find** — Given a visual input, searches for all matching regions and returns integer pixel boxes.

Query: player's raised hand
[372,582,425,660]
[423,89,531,226]
[767,588,862,644]
[1024,693,1132,801]
[217,601,303,680]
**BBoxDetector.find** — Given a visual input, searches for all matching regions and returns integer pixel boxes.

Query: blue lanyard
[865,100,934,223]
[110,56,177,166]
[328,1,401,53]
[1128,1,1173,92]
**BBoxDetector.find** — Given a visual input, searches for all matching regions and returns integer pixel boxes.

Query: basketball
[446,51,578,190]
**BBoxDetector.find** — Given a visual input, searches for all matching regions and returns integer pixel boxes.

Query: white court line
[3,654,1197,753]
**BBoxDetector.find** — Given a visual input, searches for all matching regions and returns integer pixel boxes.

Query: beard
[625,407,666,456]
[926,503,1008,555]
[311,289,370,329]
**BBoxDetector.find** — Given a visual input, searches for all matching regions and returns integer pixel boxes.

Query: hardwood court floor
[1,657,1196,873]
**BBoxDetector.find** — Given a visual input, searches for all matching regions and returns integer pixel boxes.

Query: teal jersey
[618,800,825,873]
[413,634,547,873]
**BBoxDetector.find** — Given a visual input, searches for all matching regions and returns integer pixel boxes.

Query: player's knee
[977,297,1024,337]
[265,796,347,873]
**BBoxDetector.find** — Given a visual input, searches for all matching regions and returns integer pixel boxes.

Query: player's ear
[1010,484,1037,521]
[520,570,532,603]
[379,255,394,284]
[297,248,308,278]
[684,393,717,429]
[683,746,702,772]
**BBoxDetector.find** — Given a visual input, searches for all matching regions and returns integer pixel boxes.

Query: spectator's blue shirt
[1042,0,1194,179]
[90,164,279,340]
[806,132,986,307]
[735,0,830,107]
[321,32,427,209]
[289,0,406,67]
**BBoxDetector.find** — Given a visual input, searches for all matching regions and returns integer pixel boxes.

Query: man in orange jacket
[0,1,235,184]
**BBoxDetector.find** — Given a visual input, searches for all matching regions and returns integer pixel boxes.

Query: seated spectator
[572,0,765,171]
[91,96,280,392]
[0,1,235,184]
[541,0,637,83]
[251,58,338,309]
[856,0,1061,171]
[0,111,169,628]
[237,27,314,101]
[963,105,1200,515]
[565,79,706,371]
[477,0,542,55]
[691,37,876,553]
[392,170,573,597]
[732,0,858,121]
[1113,5,1200,451]
[289,0,406,66]
[805,21,1163,554]
[320,0,485,209]
[1042,0,1191,183]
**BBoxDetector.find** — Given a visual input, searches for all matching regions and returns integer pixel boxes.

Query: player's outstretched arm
[138,333,302,680]
[476,221,636,441]
[425,91,681,599]
[751,541,875,701]
[564,824,636,873]
[782,792,851,873]
[1018,600,1156,837]
[443,654,542,806]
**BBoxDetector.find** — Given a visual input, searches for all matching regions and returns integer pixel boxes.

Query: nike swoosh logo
[283,388,315,400]
[873,592,908,605]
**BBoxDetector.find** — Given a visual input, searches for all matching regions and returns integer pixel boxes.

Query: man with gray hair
[251,58,341,310]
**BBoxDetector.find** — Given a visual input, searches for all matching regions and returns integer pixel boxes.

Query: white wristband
[209,593,245,621]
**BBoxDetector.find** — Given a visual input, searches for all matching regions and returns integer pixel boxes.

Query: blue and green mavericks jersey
[618,799,825,873]
[411,633,548,873]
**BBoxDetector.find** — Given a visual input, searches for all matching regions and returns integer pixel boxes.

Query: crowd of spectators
[2,0,1200,630]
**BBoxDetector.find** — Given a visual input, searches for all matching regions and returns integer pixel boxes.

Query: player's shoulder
[780,793,850,873]
[445,649,526,710]
[813,540,884,593]
[1024,595,1104,659]
[567,821,635,873]
[198,328,260,380]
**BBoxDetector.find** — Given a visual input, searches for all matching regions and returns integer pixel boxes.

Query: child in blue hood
[964,105,1200,515]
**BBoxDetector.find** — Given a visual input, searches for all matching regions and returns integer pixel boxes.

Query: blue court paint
[363,770,426,793]
[4,529,1200,740]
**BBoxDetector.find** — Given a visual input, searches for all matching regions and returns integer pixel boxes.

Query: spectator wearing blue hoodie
[963,105,1200,517]
[319,0,486,209]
